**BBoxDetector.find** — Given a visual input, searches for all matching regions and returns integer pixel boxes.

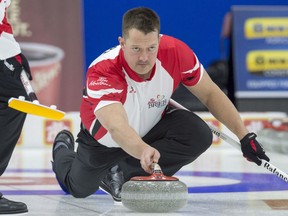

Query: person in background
[51,7,270,203]
[0,0,32,214]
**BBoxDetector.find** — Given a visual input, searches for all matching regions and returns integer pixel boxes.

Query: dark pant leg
[119,109,213,179]
[0,107,26,175]
[0,58,28,175]
[53,128,129,198]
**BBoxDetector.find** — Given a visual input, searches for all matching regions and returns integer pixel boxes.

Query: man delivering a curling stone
[51,7,270,203]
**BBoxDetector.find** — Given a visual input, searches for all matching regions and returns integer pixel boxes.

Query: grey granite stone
[122,180,188,212]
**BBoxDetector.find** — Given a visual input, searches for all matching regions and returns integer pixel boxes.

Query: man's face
[119,28,159,77]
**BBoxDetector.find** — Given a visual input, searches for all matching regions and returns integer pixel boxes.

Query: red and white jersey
[81,35,204,147]
[0,0,21,60]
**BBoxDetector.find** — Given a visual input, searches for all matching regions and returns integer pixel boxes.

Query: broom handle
[20,69,38,102]
[169,98,288,183]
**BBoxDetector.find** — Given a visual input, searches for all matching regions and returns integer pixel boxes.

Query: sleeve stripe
[87,88,123,99]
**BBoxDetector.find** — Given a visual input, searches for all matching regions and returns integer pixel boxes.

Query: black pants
[53,109,213,198]
[0,57,28,176]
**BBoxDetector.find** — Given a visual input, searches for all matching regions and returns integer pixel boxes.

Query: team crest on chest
[148,95,167,109]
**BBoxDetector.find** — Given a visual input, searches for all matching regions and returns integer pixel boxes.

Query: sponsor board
[245,17,288,39]
[232,6,288,98]
[17,112,286,148]
[246,50,288,74]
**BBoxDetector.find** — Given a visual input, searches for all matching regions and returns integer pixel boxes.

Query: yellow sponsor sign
[245,18,288,38]
[246,50,288,72]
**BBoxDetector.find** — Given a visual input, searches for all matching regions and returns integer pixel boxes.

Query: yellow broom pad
[8,97,65,120]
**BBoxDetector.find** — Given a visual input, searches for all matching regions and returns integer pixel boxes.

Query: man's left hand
[240,132,270,166]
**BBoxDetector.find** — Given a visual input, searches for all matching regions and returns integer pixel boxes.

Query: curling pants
[0,58,28,176]
[53,109,213,198]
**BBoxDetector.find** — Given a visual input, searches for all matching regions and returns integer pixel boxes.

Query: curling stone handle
[151,163,175,180]
[130,163,179,181]
[152,163,162,174]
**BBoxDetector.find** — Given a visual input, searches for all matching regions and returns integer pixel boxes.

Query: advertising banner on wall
[7,0,84,111]
[232,6,288,98]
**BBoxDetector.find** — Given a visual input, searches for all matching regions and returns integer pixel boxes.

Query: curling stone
[121,163,188,213]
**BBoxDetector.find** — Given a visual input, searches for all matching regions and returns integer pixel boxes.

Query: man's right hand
[140,146,160,174]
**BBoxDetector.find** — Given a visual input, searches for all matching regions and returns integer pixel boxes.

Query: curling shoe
[0,193,28,215]
[51,130,75,194]
[99,165,125,204]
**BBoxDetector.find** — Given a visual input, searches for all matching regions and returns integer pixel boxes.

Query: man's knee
[69,186,97,198]
[176,110,213,152]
